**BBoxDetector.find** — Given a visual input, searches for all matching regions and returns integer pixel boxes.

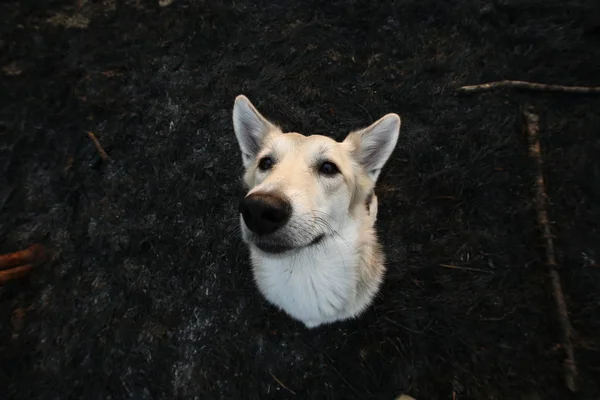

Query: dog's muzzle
[239,192,292,236]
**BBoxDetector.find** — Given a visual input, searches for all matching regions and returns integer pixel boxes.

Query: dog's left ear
[343,113,401,182]
[232,95,280,168]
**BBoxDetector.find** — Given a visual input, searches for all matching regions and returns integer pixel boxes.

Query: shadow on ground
[1,0,599,399]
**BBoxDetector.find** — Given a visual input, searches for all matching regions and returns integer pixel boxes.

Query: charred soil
[1,0,599,399]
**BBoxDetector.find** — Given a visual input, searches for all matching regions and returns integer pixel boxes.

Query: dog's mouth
[253,234,326,255]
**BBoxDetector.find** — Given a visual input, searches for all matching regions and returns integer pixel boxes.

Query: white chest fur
[250,229,361,328]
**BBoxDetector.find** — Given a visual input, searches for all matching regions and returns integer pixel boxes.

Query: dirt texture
[1,0,599,399]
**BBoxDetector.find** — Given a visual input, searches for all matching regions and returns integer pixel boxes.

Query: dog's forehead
[273,132,341,153]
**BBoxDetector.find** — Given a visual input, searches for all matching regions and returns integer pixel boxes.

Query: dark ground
[1,0,600,399]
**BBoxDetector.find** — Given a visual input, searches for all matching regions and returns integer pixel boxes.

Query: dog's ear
[232,95,279,167]
[343,113,401,182]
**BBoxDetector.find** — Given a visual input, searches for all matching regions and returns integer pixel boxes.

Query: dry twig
[522,105,579,392]
[0,243,47,270]
[270,371,296,395]
[0,264,35,284]
[439,263,491,274]
[87,131,109,161]
[458,80,600,94]
[0,244,49,283]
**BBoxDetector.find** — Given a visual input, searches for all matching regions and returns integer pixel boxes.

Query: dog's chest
[252,249,357,324]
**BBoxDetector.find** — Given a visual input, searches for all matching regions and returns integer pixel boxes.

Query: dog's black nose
[239,193,292,235]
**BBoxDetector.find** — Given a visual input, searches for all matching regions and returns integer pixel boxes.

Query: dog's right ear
[232,95,279,168]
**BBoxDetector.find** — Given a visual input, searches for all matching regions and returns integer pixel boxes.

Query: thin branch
[382,316,432,334]
[0,243,47,271]
[439,263,491,274]
[269,372,296,395]
[87,131,110,161]
[0,264,34,283]
[522,105,579,392]
[458,80,600,94]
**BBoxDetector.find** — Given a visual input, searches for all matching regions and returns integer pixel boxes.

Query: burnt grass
[1,0,600,399]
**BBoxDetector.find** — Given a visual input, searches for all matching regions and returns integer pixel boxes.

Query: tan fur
[352,194,386,312]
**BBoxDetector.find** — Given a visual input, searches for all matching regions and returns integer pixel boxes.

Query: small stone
[2,62,22,76]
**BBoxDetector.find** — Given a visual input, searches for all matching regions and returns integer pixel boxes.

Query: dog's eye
[319,161,340,176]
[258,157,274,171]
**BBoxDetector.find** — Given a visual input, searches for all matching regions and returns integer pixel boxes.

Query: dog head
[232,95,400,256]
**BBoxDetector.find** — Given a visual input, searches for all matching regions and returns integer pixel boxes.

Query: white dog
[232,95,401,328]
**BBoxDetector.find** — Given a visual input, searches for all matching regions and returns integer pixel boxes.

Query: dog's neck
[248,202,379,327]
[247,196,381,328]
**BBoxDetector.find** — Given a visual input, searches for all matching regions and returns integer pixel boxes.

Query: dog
[232,95,401,328]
